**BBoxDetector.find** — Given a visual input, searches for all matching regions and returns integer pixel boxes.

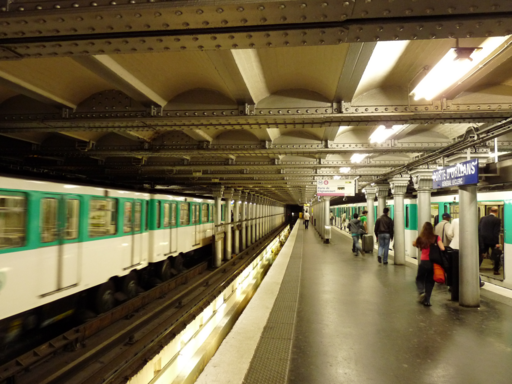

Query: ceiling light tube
[351,154,368,163]
[339,167,351,173]
[411,36,509,101]
[369,125,402,143]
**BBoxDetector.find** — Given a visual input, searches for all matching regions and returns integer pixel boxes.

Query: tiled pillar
[233,190,241,255]
[390,176,410,265]
[411,170,433,263]
[223,188,234,260]
[212,186,224,268]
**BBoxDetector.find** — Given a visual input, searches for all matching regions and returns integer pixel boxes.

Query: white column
[223,188,234,260]
[233,190,241,255]
[412,170,433,263]
[390,176,410,265]
[250,194,255,244]
[241,191,248,251]
[212,186,224,268]
[363,186,376,236]
[324,196,332,243]
[375,183,389,220]
[459,184,480,307]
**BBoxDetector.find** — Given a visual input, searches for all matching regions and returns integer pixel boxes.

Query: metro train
[330,191,512,287]
[0,176,270,345]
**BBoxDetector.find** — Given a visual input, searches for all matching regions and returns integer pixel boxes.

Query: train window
[192,204,200,224]
[145,201,149,231]
[202,204,208,223]
[156,201,161,228]
[41,198,58,243]
[89,199,118,237]
[124,202,133,233]
[65,199,80,240]
[134,202,141,232]
[180,203,190,226]
[0,195,26,249]
[406,206,409,228]
[171,204,177,226]
[163,203,170,227]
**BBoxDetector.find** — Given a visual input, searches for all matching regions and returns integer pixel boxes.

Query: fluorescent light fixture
[64,185,79,189]
[411,36,509,101]
[193,198,203,202]
[369,125,403,143]
[333,176,342,180]
[339,167,351,173]
[351,154,368,163]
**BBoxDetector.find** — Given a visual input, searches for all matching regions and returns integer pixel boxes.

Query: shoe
[360,250,365,256]
[354,253,358,257]
[422,300,432,307]
[383,262,388,265]
[480,281,485,288]
[494,271,500,275]
[418,292,425,303]
[378,256,382,263]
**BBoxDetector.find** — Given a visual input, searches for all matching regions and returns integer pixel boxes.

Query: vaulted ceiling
[2,0,512,203]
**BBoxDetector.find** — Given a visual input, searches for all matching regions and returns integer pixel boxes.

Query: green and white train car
[331,190,512,287]
[0,176,219,342]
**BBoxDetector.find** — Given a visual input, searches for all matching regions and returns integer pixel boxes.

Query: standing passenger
[434,213,453,247]
[342,212,347,231]
[479,207,502,275]
[360,210,368,232]
[374,208,394,264]
[330,211,334,226]
[413,222,445,306]
[304,211,310,229]
[349,213,365,257]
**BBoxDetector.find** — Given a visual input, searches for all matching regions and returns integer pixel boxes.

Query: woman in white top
[447,218,459,250]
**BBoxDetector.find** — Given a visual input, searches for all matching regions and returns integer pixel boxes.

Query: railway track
[0,224,288,384]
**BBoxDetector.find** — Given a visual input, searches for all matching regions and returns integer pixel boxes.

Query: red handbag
[433,263,446,284]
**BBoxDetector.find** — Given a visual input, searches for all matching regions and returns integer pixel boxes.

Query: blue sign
[432,159,479,189]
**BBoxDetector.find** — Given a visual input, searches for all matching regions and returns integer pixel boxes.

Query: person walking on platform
[479,207,502,275]
[447,218,485,288]
[330,211,334,226]
[360,210,368,232]
[374,208,394,264]
[435,213,453,247]
[304,211,310,229]
[413,222,445,306]
[349,213,365,257]
[342,212,347,231]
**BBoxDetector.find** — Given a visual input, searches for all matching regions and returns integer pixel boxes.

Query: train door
[478,202,505,279]
[191,203,200,246]
[431,204,439,226]
[122,199,142,270]
[39,194,80,296]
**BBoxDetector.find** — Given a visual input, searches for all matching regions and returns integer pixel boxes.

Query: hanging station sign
[317,179,356,196]
[432,159,479,189]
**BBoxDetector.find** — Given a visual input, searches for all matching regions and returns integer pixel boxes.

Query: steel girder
[1,0,512,58]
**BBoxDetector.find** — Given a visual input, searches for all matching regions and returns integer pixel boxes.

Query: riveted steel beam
[1,1,512,57]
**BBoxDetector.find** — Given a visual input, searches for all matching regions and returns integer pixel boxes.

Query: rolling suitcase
[362,234,374,252]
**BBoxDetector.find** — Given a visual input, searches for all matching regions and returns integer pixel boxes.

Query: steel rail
[1,224,287,384]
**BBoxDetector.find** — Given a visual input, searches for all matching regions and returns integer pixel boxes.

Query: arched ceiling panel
[166,89,237,110]
[213,130,260,144]
[110,51,234,102]
[256,45,349,100]
[0,57,112,106]
[334,127,373,143]
[274,129,322,143]
[0,86,17,104]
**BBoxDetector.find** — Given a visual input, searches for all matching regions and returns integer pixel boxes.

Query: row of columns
[361,169,480,308]
[212,186,285,269]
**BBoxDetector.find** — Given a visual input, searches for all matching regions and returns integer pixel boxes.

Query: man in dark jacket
[479,207,502,275]
[374,207,394,264]
[348,213,365,257]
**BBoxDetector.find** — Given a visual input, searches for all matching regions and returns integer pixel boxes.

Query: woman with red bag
[413,222,446,306]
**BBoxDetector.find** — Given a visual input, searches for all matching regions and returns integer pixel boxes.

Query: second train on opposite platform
[328,191,511,285]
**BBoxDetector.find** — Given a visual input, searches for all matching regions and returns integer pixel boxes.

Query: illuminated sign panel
[317,179,356,196]
[432,159,479,189]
